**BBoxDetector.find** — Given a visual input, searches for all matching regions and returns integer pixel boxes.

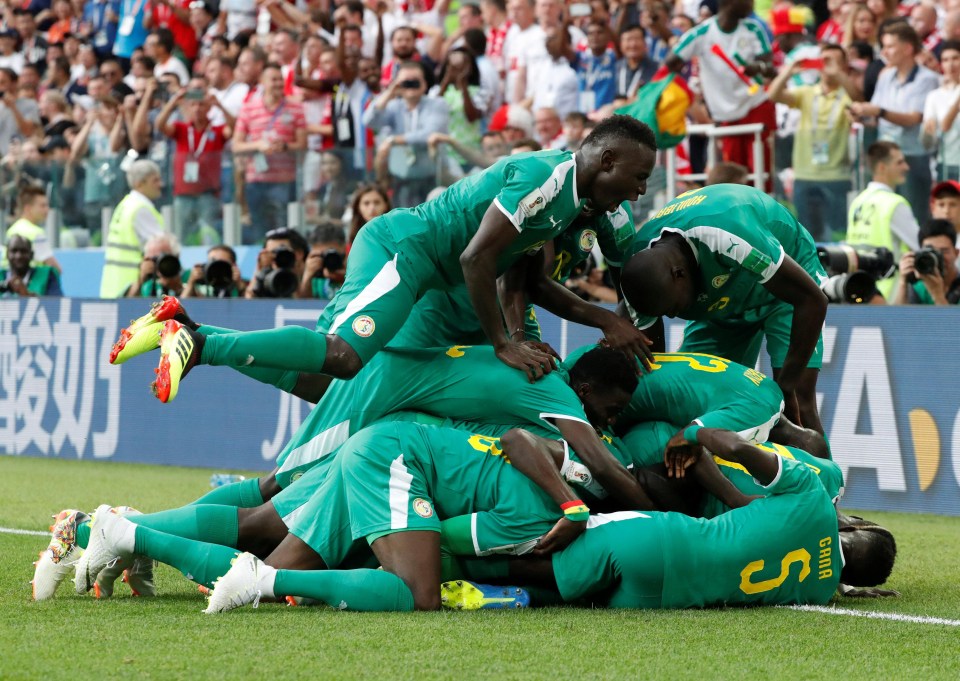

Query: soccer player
[118,116,658,402]
[561,343,829,463]
[444,427,897,610]
[70,421,606,612]
[618,184,829,433]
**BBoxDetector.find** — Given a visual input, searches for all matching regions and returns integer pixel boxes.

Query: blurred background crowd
[0,0,959,303]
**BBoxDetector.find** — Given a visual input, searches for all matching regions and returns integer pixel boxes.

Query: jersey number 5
[739,548,811,595]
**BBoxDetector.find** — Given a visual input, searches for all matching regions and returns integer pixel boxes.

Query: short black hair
[941,39,960,56]
[344,0,364,15]
[568,347,639,396]
[866,140,901,171]
[310,222,346,246]
[620,23,646,37]
[582,114,657,154]
[462,27,487,56]
[391,25,418,41]
[265,228,309,256]
[919,219,957,244]
[840,526,897,587]
[208,244,237,263]
[152,27,175,54]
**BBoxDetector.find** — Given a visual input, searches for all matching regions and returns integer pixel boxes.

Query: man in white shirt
[667,0,776,189]
[147,28,190,86]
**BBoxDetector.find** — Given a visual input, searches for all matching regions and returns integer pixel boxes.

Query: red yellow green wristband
[561,499,590,522]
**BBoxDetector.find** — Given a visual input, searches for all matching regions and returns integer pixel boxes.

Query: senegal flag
[615,73,693,149]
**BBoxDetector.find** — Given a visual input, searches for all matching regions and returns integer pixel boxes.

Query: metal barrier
[665,123,769,199]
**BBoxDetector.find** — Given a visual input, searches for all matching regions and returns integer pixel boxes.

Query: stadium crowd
[0,0,959,304]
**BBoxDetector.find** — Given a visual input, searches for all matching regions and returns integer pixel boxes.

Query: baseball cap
[931,180,960,199]
[488,105,534,137]
[40,136,70,153]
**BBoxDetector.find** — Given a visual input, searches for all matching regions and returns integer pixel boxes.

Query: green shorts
[679,301,824,370]
[316,215,433,366]
[271,453,337,525]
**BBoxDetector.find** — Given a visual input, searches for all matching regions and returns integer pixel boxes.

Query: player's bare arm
[461,204,557,381]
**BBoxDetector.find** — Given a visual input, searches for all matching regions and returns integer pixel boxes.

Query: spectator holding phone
[156,84,233,245]
[769,44,858,241]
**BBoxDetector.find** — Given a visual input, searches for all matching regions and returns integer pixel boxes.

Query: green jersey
[624,185,826,329]
[701,441,845,518]
[390,150,586,289]
[563,345,784,437]
[549,202,635,281]
[553,457,842,608]
[275,344,590,487]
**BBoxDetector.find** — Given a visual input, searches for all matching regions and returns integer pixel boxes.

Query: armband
[561,499,590,522]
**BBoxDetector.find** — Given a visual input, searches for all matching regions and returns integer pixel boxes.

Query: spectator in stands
[706,160,749,185]
[431,47,487,173]
[561,111,588,151]
[130,231,185,297]
[510,137,541,153]
[381,26,423,88]
[145,0,198,63]
[15,9,47,66]
[68,94,125,236]
[85,0,122,60]
[461,28,500,118]
[481,0,510,78]
[849,22,940,225]
[298,222,347,300]
[0,234,62,297]
[345,182,391,245]
[667,0,776,190]
[893,219,960,305]
[4,185,60,271]
[245,227,308,299]
[0,68,40,156]
[503,0,539,104]
[42,58,73,101]
[769,43,857,242]
[575,19,617,114]
[313,151,353,227]
[233,62,307,242]
[99,159,167,298]
[487,102,534,144]
[641,0,678,64]
[99,58,134,101]
[817,0,846,44]
[922,40,960,182]
[847,141,919,297]
[616,24,658,101]
[156,84,233,245]
[533,106,563,148]
[0,30,24,75]
[269,29,300,95]
[183,244,247,298]
[931,181,960,232]
[909,3,941,63]
[529,26,578,118]
[364,60,449,207]
[146,28,189,86]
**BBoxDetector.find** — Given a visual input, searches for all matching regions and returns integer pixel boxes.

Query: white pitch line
[789,605,960,627]
[0,526,48,537]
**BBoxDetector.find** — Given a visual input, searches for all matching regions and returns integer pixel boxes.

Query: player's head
[567,347,639,429]
[620,240,698,319]
[578,115,657,214]
[838,515,897,587]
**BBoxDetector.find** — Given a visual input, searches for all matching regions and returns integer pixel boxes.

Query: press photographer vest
[846,186,910,297]
[100,193,162,298]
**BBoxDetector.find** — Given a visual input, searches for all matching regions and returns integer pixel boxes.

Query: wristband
[561,499,590,522]
[683,424,702,443]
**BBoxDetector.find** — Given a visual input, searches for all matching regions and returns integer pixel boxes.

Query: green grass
[2,456,959,680]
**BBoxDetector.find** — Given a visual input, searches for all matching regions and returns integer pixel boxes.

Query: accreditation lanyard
[810,88,844,141]
[187,126,211,158]
[618,63,642,98]
[124,0,147,19]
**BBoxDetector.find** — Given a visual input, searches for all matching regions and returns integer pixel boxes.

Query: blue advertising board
[2,298,959,516]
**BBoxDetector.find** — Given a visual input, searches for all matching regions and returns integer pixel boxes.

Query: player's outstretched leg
[153,320,205,403]
[32,509,88,601]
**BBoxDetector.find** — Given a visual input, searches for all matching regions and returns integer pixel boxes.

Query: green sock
[133,526,239,588]
[76,521,90,549]
[198,325,299,392]
[274,569,415,612]
[189,478,264,508]
[201,326,328,375]
[128,505,240,547]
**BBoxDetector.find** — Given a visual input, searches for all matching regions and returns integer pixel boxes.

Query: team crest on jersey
[352,315,375,337]
[291,472,303,482]
[712,274,730,288]
[519,188,547,218]
[697,293,709,303]
[579,230,597,252]
[413,498,434,518]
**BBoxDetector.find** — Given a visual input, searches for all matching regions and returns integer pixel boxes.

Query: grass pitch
[2,456,959,681]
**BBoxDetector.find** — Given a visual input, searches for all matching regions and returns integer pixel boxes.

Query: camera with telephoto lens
[254,247,299,297]
[151,253,182,279]
[201,259,234,295]
[312,248,344,278]
[816,244,895,304]
[907,246,944,284]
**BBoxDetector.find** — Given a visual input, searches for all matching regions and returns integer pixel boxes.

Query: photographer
[298,223,346,301]
[183,244,247,298]
[128,232,185,298]
[246,227,308,299]
[892,219,960,306]
[0,235,62,297]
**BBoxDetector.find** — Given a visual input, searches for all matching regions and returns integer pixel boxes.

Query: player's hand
[533,517,587,556]
[520,340,561,362]
[839,585,901,598]
[664,429,702,479]
[494,340,557,382]
[599,315,654,371]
